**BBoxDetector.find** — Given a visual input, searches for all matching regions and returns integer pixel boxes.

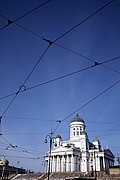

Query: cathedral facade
[44,113,114,174]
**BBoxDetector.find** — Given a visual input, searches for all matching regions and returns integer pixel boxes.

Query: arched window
[73,128,75,136]
[77,127,79,135]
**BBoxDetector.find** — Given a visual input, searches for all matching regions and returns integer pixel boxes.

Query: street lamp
[44,129,54,180]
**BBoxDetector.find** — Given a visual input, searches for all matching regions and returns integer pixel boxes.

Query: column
[74,156,76,172]
[76,156,80,172]
[52,156,55,172]
[64,155,67,172]
[54,156,57,172]
[62,155,64,172]
[56,155,59,172]
[44,160,47,173]
[50,156,52,173]
[61,156,63,172]
[45,160,48,174]
[71,155,75,172]
[60,155,62,172]
[96,156,100,171]
[103,157,105,171]
[66,155,69,172]
[69,155,71,172]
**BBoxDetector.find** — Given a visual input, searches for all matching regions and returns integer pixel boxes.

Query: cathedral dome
[71,113,84,123]
[55,134,62,139]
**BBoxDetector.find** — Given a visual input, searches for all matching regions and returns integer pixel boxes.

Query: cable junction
[0,56,120,101]
[0,0,51,30]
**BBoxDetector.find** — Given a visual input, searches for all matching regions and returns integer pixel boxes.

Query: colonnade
[44,154,81,173]
[44,153,113,174]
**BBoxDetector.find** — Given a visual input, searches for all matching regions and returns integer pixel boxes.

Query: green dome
[93,137,100,142]
[55,134,62,139]
[71,113,84,123]
[81,131,86,135]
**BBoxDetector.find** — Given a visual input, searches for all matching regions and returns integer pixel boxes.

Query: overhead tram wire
[0,0,52,117]
[7,22,120,75]
[62,79,120,122]
[0,0,117,71]
[0,0,51,118]
[0,56,120,101]
[5,145,43,159]
[3,116,120,125]
[7,56,120,91]
[0,0,114,38]
[0,86,26,118]
[24,45,52,85]
[0,7,48,127]
[1,15,119,74]
[0,0,117,137]
[2,128,120,136]
[0,58,119,145]
[0,46,51,149]
[0,85,27,139]
[4,116,58,122]
[16,56,120,90]
[1,0,117,82]
[0,92,18,100]
[54,43,120,74]
[53,79,120,134]
[0,43,51,121]
[0,135,17,149]
[0,29,51,139]
[98,124,120,138]
[0,1,53,118]
[0,135,42,157]
[0,0,51,31]
[0,0,52,152]
[0,154,41,160]
[10,23,120,75]
[8,146,41,157]
[53,0,114,43]
[1,15,119,75]
[0,0,118,82]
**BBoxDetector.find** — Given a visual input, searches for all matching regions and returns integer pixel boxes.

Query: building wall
[45,141,114,174]
[109,167,120,175]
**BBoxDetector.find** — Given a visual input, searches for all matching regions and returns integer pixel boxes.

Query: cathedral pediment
[52,145,73,154]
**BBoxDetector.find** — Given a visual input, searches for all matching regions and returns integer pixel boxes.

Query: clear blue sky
[0,0,120,172]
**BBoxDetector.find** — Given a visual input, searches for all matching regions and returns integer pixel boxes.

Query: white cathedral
[44,113,114,174]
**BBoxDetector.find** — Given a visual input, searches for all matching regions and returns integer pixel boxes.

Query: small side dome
[93,137,100,143]
[0,159,9,166]
[81,130,86,135]
[55,134,62,139]
[71,113,84,123]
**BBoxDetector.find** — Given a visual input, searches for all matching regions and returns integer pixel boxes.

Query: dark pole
[44,129,53,180]
[94,151,96,179]
[48,135,52,180]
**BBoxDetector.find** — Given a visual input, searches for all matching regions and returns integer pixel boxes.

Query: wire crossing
[0,56,119,101]
[0,0,51,30]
